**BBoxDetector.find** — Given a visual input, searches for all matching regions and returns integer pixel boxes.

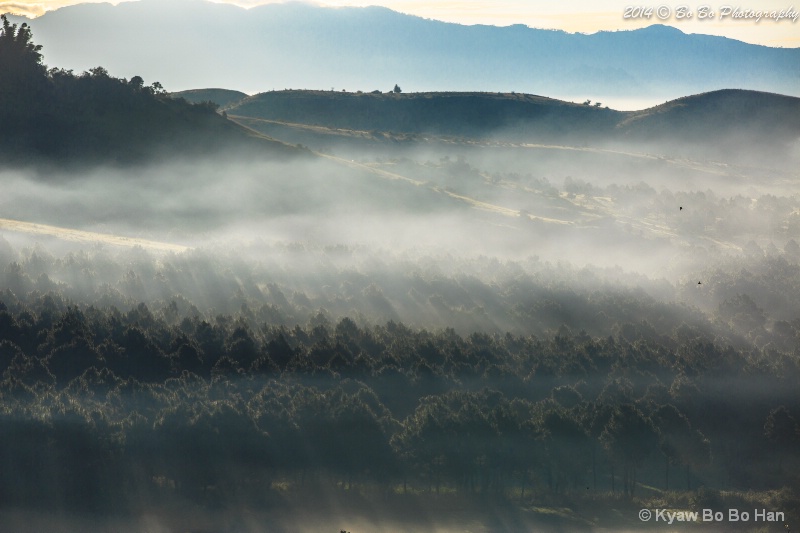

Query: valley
[1,6,799,532]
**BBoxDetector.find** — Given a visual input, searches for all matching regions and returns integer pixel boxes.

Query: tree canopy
[0,14,44,73]
[0,14,255,165]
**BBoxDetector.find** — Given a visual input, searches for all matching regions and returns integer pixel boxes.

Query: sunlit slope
[230,112,796,183]
[225,107,799,259]
[222,121,775,260]
[0,218,188,252]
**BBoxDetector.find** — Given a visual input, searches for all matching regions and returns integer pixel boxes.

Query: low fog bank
[1,95,798,533]
[1,144,798,343]
[1,227,799,351]
[1,234,798,530]
[2,142,798,274]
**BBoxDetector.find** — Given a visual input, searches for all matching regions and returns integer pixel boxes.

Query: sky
[2,0,798,48]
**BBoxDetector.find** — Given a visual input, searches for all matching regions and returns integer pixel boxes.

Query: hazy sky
[2,0,798,47]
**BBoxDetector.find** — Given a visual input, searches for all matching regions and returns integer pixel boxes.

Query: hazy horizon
[6,1,799,108]
[4,0,799,48]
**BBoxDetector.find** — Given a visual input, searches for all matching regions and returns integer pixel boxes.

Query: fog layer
[1,131,799,532]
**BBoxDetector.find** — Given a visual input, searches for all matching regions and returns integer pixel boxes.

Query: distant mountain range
[8,0,800,104]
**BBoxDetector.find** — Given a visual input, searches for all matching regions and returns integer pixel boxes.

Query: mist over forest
[1,8,800,533]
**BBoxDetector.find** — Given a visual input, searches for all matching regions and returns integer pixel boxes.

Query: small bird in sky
[680,206,683,211]
[697,281,702,285]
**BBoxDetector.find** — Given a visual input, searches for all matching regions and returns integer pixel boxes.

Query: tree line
[1,286,798,513]
[0,14,253,166]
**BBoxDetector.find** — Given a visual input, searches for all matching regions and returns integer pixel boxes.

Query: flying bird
[680,206,683,211]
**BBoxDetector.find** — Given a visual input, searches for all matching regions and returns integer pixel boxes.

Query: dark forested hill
[0,15,292,167]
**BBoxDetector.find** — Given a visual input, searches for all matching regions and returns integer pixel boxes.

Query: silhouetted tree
[600,403,658,497]
[542,408,590,493]
[0,14,46,116]
[764,406,799,469]
[128,75,144,91]
[653,404,693,490]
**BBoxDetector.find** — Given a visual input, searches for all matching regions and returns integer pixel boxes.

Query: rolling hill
[615,89,800,142]
[222,88,800,163]
[225,90,622,141]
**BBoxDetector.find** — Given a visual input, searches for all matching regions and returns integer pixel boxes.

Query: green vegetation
[0,238,798,529]
[225,88,800,163]
[0,15,283,167]
[2,12,799,533]
[226,89,620,142]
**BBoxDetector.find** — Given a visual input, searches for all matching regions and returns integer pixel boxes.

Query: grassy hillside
[616,88,800,143]
[226,90,625,141]
[224,88,800,162]
[171,88,249,108]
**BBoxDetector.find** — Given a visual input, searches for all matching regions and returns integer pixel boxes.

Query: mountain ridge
[7,1,799,102]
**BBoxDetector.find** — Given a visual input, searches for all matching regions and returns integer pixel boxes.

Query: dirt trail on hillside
[0,218,189,253]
